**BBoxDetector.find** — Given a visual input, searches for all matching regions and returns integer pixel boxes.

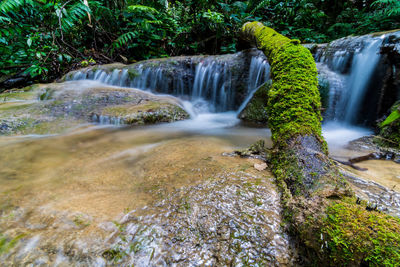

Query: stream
[1,33,400,265]
[0,86,399,265]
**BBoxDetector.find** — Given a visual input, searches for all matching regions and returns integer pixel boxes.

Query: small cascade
[316,35,385,124]
[192,60,233,112]
[317,63,348,120]
[237,57,270,114]
[67,52,271,113]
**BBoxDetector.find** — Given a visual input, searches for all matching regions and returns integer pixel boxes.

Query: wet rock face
[341,169,400,218]
[107,172,295,266]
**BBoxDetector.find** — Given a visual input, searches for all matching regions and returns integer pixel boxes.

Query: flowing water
[69,51,270,113]
[1,47,400,265]
[316,35,385,124]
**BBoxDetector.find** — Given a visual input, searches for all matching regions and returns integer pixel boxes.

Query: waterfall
[67,52,270,114]
[237,57,270,114]
[316,36,384,124]
[342,39,383,123]
[192,60,233,112]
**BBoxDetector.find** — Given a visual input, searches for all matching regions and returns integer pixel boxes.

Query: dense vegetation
[0,0,399,86]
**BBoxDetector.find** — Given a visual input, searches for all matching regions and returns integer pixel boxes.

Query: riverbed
[0,89,399,265]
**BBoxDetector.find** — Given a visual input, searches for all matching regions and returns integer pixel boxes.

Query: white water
[323,122,372,149]
[68,52,270,113]
[237,57,270,114]
[343,38,383,123]
[317,35,384,124]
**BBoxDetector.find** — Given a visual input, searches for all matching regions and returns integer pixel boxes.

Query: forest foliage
[0,0,399,84]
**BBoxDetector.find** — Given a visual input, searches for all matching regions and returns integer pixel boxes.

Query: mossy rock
[100,101,189,125]
[0,82,189,135]
[300,197,400,266]
[238,82,270,125]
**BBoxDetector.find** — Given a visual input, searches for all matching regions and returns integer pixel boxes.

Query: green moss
[321,198,400,266]
[0,233,26,255]
[242,22,325,149]
[0,85,39,101]
[242,22,329,196]
[0,102,34,112]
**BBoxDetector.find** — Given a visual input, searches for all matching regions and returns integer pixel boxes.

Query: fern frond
[373,0,400,16]
[113,31,136,49]
[0,16,10,23]
[127,5,158,14]
[0,0,34,13]
[57,1,91,32]
[251,0,270,14]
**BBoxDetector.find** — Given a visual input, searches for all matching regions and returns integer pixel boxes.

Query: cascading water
[316,35,384,124]
[342,39,383,123]
[68,52,270,115]
[237,57,270,114]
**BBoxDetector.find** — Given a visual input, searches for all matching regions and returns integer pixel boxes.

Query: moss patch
[322,198,400,266]
[101,101,189,125]
[0,234,26,255]
[102,101,172,116]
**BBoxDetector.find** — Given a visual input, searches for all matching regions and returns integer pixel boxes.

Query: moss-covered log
[241,22,336,196]
[241,22,400,266]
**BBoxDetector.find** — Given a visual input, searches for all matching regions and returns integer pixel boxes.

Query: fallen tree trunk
[241,22,347,197]
[241,22,400,266]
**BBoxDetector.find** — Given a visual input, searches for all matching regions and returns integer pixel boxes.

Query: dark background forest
[1,0,399,85]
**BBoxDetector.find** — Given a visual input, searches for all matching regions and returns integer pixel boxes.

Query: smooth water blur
[69,52,271,112]
[316,35,384,124]
[323,122,372,150]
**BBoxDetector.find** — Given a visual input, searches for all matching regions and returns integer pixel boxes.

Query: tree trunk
[240,22,347,197]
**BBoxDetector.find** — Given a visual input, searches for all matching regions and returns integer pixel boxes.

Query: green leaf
[381,110,400,127]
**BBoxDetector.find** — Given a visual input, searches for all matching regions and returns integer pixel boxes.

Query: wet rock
[340,169,400,217]
[233,139,269,161]
[254,162,267,171]
[0,81,189,135]
[107,172,296,266]
[348,135,400,160]
[238,82,270,125]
